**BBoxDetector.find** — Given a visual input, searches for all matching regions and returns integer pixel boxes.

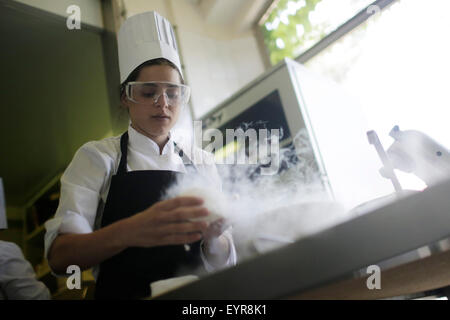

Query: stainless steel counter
[157,178,450,299]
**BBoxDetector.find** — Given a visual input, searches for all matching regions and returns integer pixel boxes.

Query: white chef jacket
[0,241,51,300]
[44,124,237,280]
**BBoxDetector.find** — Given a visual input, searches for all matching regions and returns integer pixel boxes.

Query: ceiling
[196,0,273,32]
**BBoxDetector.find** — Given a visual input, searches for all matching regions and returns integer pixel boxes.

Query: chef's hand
[202,218,227,241]
[202,218,231,266]
[123,196,210,248]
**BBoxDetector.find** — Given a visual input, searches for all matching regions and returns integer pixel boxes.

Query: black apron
[94,131,204,299]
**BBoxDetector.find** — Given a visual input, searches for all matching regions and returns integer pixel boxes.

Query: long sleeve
[44,139,117,277]
[43,127,236,282]
[0,241,51,300]
[200,228,237,272]
[195,149,238,272]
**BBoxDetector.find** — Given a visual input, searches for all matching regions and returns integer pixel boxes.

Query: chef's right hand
[123,196,210,248]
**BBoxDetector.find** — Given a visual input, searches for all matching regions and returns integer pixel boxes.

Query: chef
[0,178,51,300]
[44,11,236,299]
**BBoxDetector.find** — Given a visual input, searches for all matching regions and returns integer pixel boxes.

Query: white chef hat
[0,178,7,230]
[117,11,183,83]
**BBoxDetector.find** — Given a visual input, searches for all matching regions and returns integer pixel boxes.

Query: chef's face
[123,65,183,139]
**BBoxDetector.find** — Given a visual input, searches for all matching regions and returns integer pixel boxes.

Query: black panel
[202,90,293,178]
[213,90,291,142]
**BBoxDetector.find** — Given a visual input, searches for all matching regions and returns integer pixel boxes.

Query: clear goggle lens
[126,81,190,107]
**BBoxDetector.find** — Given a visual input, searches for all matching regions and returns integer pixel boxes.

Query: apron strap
[118,131,197,174]
[118,131,129,174]
[173,142,198,172]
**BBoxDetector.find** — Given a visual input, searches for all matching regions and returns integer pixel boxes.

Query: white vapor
[163,129,350,264]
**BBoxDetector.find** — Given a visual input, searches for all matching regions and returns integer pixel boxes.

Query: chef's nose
[154,92,170,108]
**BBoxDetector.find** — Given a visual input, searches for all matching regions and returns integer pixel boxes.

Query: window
[261,0,374,65]
[261,0,450,190]
[304,0,450,189]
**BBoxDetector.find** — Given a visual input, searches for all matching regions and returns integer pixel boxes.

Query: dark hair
[119,58,184,100]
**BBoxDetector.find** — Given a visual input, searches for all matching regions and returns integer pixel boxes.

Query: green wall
[0,1,126,208]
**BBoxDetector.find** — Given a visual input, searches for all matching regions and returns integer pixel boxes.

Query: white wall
[14,0,104,29]
[122,0,266,119]
[177,25,265,118]
[123,0,172,21]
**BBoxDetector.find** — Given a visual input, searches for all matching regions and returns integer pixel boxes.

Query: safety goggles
[125,81,190,107]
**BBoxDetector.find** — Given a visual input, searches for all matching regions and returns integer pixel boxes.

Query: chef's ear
[119,83,130,113]
[120,93,128,106]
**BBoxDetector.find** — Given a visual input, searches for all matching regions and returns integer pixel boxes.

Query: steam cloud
[164,128,351,264]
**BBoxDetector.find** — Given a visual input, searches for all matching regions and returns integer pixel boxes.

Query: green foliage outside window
[262,0,325,65]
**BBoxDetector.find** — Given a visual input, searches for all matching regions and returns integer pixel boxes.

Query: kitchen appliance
[201,58,394,210]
